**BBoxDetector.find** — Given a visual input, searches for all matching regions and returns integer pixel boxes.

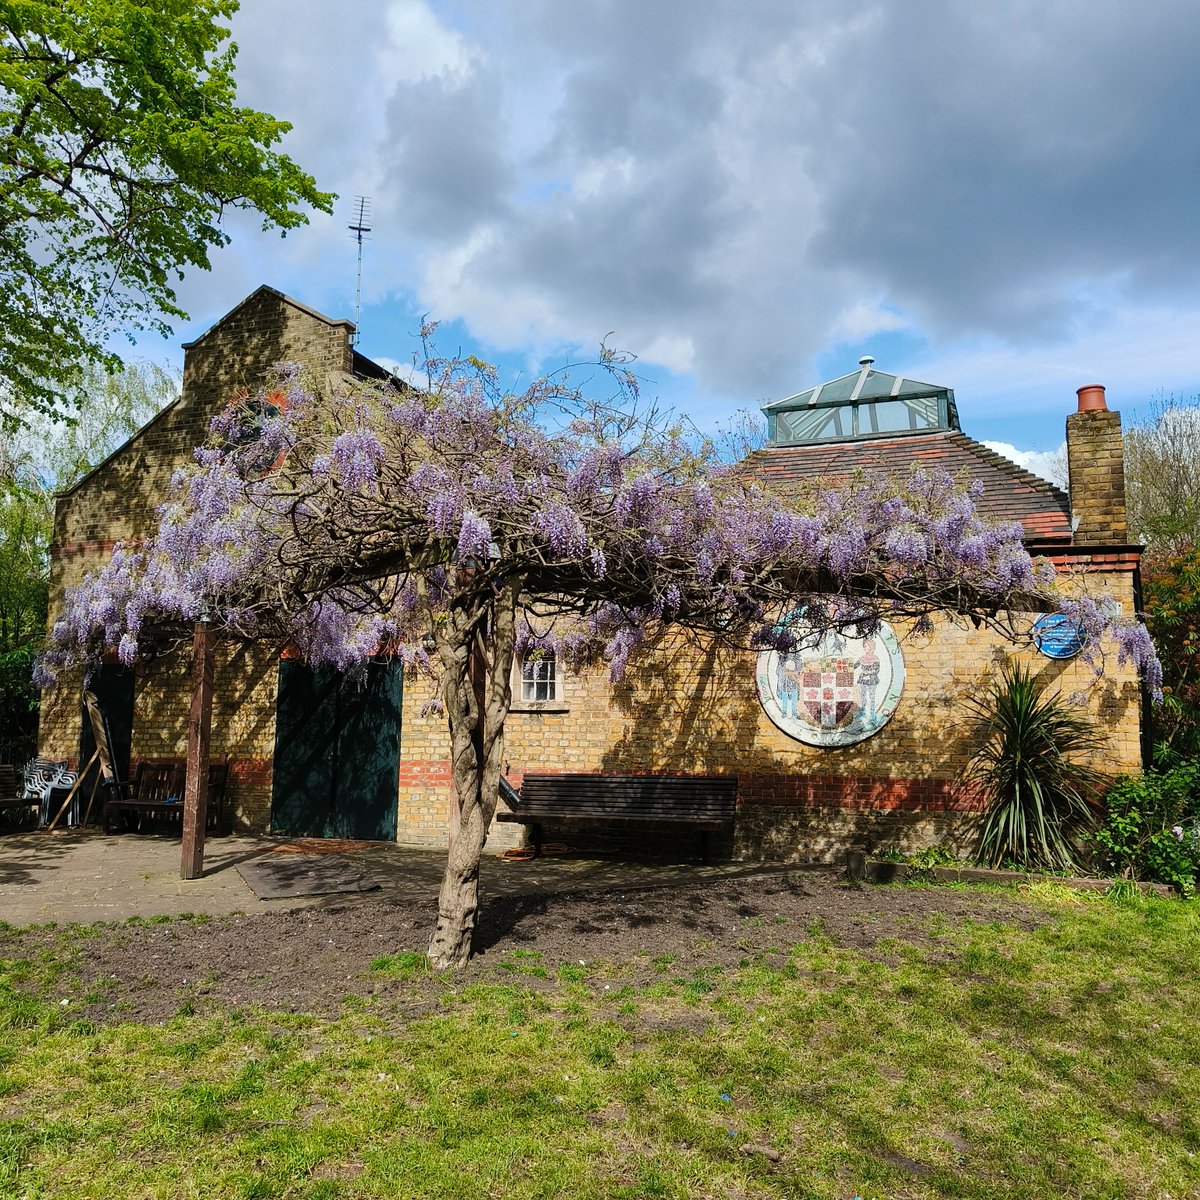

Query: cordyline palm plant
[964,663,1106,872]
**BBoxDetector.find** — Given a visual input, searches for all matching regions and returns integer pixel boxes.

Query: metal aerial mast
[348,196,372,346]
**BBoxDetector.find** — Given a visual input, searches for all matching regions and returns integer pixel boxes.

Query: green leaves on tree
[0,0,333,428]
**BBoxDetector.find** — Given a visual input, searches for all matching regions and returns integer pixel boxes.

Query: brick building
[39,290,1146,860]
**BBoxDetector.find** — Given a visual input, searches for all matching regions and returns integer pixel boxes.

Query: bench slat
[499,772,736,864]
[496,812,731,827]
[504,803,732,815]
[516,774,735,815]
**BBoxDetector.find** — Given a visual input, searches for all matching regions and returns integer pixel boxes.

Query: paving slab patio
[0,828,802,928]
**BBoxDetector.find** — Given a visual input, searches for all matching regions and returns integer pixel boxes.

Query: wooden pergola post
[181,619,215,880]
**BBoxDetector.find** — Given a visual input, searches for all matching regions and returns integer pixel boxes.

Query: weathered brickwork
[128,643,282,830]
[51,288,354,579]
[40,288,356,828]
[1066,408,1128,543]
[393,569,1142,861]
[37,639,283,831]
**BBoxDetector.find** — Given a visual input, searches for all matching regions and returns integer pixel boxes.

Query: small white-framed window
[519,649,557,703]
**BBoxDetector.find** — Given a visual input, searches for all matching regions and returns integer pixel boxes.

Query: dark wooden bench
[103,761,230,836]
[0,765,40,823]
[495,773,737,863]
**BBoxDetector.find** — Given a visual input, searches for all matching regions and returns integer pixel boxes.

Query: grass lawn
[1,883,1197,1199]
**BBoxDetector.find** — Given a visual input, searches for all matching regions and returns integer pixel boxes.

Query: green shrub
[1090,762,1200,895]
[963,663,1105,872]
[0,645,38,767]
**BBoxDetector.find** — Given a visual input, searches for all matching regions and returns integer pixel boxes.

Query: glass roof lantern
[762,355,959,447]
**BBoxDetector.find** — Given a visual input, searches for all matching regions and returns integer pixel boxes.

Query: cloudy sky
[135,0,1200,475]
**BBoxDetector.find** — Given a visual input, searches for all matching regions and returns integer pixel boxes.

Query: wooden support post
[79,767,102,828]
[181,620,215,880]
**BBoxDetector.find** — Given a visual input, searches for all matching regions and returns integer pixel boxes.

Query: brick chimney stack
[1065,384,1128,544]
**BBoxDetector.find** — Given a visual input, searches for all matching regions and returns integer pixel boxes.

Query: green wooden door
[270,659,402,840]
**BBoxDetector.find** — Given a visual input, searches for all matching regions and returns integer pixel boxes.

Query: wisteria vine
[38,350,1163,704]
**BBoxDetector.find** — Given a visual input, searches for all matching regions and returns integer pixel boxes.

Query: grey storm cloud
[224,0,1200,405]
[802,2,1200,338]
[382,71,513,237]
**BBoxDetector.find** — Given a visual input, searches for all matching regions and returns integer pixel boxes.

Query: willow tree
[40,346,1163,967]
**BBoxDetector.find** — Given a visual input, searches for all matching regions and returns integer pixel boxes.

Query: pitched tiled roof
[743,429,1071,544]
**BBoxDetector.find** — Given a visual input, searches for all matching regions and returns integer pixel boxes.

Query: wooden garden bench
[495,772,737,863]
[103,761,230,836]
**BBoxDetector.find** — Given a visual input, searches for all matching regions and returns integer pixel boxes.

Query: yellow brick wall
[39,289,354,828]
[395,569,1144,859]
[38,287,1146,861]
[1066,409,1129,543]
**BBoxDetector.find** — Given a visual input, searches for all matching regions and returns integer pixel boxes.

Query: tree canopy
[1125,396,1200,566]
[0,0,332,428]
[1122,394,1200,563]
[1143,547,1200,762]
[39,346,1164,965]
[1113,394,1200,758]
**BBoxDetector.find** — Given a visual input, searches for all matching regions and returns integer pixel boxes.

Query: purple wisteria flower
[456,511,493,563]
[329,428,385,491]
[35,359,1164,712]
[533,501,587,558]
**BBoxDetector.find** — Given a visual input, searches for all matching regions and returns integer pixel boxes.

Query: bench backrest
[0,764,18,800]
[207,763,229,807]
[518,773,736,819]
[133,761,180,803]
[130,760,229,803]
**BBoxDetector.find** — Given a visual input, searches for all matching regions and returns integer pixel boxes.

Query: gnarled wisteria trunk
[427,579,520,969]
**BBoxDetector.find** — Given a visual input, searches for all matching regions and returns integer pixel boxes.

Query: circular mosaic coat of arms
[755,612,906,748]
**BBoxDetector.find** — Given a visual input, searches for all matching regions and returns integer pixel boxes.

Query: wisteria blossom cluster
[39,351,1162,703]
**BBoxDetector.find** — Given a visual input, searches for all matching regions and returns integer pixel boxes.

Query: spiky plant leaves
[964,663,1106,872]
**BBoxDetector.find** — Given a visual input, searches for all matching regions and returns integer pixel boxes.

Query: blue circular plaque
[1032,613,1086,660]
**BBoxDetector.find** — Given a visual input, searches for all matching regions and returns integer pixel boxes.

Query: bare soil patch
[3,871,1044,1024]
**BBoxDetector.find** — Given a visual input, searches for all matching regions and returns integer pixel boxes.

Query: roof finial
[859,354,875,368]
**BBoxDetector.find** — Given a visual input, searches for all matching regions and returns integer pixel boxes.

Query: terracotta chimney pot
[1076,384,1107,413]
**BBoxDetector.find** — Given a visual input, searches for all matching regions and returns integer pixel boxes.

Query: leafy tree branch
[0,0,333,428]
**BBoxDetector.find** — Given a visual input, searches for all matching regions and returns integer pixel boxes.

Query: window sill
[510,703,571,714]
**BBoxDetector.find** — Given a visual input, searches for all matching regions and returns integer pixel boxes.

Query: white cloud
[830,302,912,344]
[384,0,479,87]
[136,1,1200,451]
[639,333,696,376]
[369,356,430,390]
[982,441,1067,489]
[366,0,1200,411]
[905,303,1200,426]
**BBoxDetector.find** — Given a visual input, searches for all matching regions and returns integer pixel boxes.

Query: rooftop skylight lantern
[763,356,960,447]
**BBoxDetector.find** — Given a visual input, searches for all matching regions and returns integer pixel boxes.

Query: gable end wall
[40,290,356,829]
